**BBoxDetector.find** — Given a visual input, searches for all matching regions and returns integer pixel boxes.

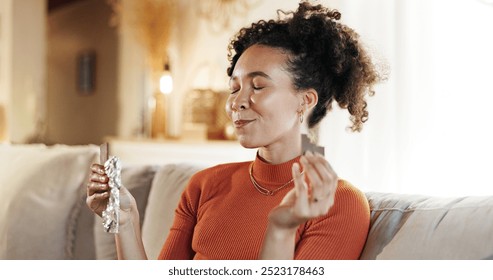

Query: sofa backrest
[361,192,493,259]
[136,163,493,260]
[4,144,491,260]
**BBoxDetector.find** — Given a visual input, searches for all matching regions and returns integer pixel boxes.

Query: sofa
[1,143,492,260]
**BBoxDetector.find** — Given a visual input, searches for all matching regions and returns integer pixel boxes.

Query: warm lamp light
[159,64,173,94]
[150,62,172,139]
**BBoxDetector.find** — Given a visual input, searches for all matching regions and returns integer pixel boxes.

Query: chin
[237,136,259,149]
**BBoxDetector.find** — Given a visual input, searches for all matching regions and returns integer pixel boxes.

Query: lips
[233,119,255,128]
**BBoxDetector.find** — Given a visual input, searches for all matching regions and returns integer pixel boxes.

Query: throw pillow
[141,163,204,260]
[0,144,99,259]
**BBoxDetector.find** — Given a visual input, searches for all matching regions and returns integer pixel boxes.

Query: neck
[257,139,302,164]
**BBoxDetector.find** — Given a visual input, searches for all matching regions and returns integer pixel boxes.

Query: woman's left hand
[268,151,338,230]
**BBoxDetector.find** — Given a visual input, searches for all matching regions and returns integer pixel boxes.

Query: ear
[300,88,318,111]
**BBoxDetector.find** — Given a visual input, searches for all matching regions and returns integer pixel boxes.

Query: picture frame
[76,50,96,95]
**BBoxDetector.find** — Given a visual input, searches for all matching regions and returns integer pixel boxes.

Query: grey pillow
[92,165,157,260]
[141,163,204,260]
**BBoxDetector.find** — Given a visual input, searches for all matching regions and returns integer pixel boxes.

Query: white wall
[0,0,46,143]
[115,0,148,138]
[0,0,12,142]
[46,0,118,145]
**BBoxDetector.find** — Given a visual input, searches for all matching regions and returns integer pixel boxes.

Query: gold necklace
[249,162,303,196]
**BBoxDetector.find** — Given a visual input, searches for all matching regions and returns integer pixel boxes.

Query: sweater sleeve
[294,180,370,260]
[157,173,202,260]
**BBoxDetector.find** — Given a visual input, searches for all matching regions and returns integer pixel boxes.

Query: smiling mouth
[233,119,255,128]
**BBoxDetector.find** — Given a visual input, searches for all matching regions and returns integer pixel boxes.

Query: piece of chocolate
[301,134,325,156]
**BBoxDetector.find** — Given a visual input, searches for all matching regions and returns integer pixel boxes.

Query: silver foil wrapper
[102,156,122,233]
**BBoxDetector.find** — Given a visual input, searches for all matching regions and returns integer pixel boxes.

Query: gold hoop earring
[299,110,304,124]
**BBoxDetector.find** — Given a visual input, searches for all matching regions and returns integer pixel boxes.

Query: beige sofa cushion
[361,192,493,259]
[0,144,98,259]
[141,163,204,260]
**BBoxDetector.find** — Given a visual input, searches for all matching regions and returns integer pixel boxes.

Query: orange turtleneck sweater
[158,155,370,260]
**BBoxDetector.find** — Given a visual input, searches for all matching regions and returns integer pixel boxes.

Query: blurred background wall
[0,0,492,196]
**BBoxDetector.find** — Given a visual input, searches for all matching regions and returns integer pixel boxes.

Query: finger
[86,181,109,196]
[86,192,109,206]
[279,188,296,206]
[90,172,109,183]
[292,162,307,193]
[305,151,337,178]
[315,152,337,176]
[305,151,332,182]
[306,152,338,201]
[86,192,109,213]
[300,154,323,196]
[292,163,310,219]
[91,164,106,175]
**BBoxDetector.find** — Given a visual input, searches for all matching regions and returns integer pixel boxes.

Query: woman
[87,1,383,260]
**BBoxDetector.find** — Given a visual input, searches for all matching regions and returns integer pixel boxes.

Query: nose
[230,88,250,112]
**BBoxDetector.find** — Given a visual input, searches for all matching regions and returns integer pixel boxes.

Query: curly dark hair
[227,1,384,132]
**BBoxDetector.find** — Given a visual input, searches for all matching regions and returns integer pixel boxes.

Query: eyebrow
[230,71,273,82]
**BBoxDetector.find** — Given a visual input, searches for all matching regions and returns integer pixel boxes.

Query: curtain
[319,0,493,196]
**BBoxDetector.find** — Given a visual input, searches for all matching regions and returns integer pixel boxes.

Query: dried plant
[131,0,177,74]
[197,0,261,33]
[106,0,122,27]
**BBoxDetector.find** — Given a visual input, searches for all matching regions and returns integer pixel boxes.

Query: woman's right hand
[86,163,137,226]
[267,151,338,230]
[86,163,148,259]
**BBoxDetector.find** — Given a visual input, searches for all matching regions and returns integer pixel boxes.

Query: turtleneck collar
[251,153,301,187]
